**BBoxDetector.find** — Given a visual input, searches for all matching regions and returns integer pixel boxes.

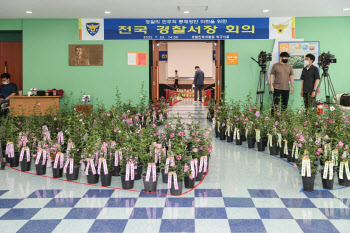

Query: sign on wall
[226,53,239,65]
[127,52,147,66]
[159,51,168,61]
[278,41,320,80]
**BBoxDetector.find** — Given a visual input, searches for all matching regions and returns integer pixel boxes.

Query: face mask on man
[2,82,8,85]
[304,60,310,67]
[282,59,288,63]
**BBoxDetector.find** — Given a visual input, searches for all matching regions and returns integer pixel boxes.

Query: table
[9,96,62,116]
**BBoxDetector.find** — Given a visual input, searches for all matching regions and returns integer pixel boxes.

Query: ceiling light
[343,8,350,11]
[183,11,190,14]
[263,10,270,13]
[105,11,111,14]
[26,11,32,14]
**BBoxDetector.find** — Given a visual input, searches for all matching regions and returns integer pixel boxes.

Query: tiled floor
[0,99,349,232]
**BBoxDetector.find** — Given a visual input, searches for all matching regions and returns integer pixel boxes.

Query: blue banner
[159,51,168,61]
[104,18,269,40]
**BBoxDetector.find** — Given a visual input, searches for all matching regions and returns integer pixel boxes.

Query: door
[151,40,160,101]
[214,40,222,102]
[0,41,23,92]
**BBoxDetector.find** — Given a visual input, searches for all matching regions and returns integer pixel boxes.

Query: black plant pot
[247,137,256,149]
[236,138,242,145]
[142,173,159,192]
[208,117,213,122]
[279,147,286,158]
[111,165,121,176]
[66,166,80,181]
[321,171,334,190]
[0,156,7,170]
[86,171,99,184]
[257,141,265,151]
[262,137,268,148]
[320,159,325,166]
[287,149,294,162]
[35,160,47,175]
[227,132,233,142]
[184,175,196,189]
[215,128,220,138]
[170,180,183,195]
[219,129,226,140]
[9,152,20,167]
[337,170,350,186]
[302,175,316,192]
[161,169,168,183]
[101,169,113,187]
[120,173,134,189]
[51,163,63,178]
[269,146,279,155]
[20,159,31,171]
[240,134,246,142]
[134,164,143,180]
[195,171,204,181]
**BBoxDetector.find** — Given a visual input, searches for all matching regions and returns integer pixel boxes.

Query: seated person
[0,73,17,104]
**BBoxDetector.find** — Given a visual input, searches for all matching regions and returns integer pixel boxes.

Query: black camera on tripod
[258,51,272,67]
[318,51,336,69]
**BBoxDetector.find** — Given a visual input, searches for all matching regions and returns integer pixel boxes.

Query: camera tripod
[315,66,336,105]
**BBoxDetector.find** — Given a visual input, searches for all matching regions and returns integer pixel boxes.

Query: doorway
[150,40,224,102]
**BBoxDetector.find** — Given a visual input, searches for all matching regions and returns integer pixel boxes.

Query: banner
[269,17,295,40]
[79,18,270,40]
[159,51,168,61]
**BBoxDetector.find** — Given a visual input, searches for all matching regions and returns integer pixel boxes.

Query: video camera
[251,51,272,68]
[318,51,336,69]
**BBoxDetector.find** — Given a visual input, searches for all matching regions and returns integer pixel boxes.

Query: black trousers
[303,93,315,109]
[174,79,179,89]
[273,89,289,111]
[194,85,203,101]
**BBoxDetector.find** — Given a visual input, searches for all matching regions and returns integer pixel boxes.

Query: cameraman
[270,52,295,111]
[300,54,320,108]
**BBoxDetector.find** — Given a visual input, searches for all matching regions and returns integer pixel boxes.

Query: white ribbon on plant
[301,157,311,177]
[324,143,331,158]
[114,150,122,166]
[315,133,322,144]
[35,149,47,165]
[245,128,248,139]
[198,156,208,173]
[53,152,64,169]
[217,121,220,130]
[212,118,216,131]
[255,129,261,143]
[159,114,163,122]
[97,158,108,175]
[277,133,282,147]
[5,142,14,158]
[19,147,30,162]
[342,161,350,180]
[267,134,273,147]
[225,123,232,137]
[125,161,135,181]
[233,128,240,140]
[167,172,179,190]
[190,159,195,179]
[145,163,157,182]
[323,161,334,180]
[85,158,96,175]
[63,157,74,174]
[57,132,64,145]
[332,149,339,166]
[283,140,288,154]
[153,113,157,122]
[165,157,175,174]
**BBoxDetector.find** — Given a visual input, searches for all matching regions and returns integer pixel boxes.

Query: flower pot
[321,171,334,190]
[101,169,113,187]
[262,137,268,148]
[236,139,242,145]
[51,164,63,178]
[195,171,204,181]
[247,137,256,149]
[287,149,294,162]
[35,160,47,175]
[0,156,7,170]
[269,146,279,155]
[219,129,226,140]
[66,166,80,181]
[279,147,287,158]
[120,173,134,189]
[86,171,99,184]
[320,159,325,166]
[9,152,20,167]
[134,164,143,180]
[257,141,265,151]
[161,169,168,183]
[20,159,31,171]
[111,165,121,176]
[170,180,183,195]
[208,118,212,122]
[302,175,316,192]
[240,134,247,142]
[215,128,220,138]
[184,175,195,189]
[226,132,233,142]
[142,173,159,192]
[337,170,350,186]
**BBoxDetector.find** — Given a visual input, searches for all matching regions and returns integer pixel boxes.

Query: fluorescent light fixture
[26,11,32,14]
[263,9,270,13]
[105,11,111,14]
[183,11,190,14]
[343,8,350,11]
[177,6,208,12]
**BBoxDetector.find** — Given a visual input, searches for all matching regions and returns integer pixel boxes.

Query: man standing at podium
[0,73,17,101]
[193,66,204,103]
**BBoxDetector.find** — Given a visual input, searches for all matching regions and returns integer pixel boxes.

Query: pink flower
[275,121,279,126]
[193,148,198,153]
[315,122,318,126]
[106,113,111,117]
[265,117,269,121]
[178,132,184,137]
[37,103,41,107]
[18,122,21,125]
[324,135,329,139]
[113,128,118,133]
[298,143,302,148]
[277,112,281,116]
[208,127,212,131]
[222,123,225,127]
[255,111,260,117]
[170,133,175,138]
[324,104,329,108]
[241,114,244,117]
[130,102,132,105]
[200,146,203,150]
[248,108,252,112]
[253,106,257,109]
[161,148,166,152]
[293,164,297,168]
[338,141,344,147]
[165,125,168,129]
[341,154,345,159]
[152,124,156,129]
[176,155,182,160]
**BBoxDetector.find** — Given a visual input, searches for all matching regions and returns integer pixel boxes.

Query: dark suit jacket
[194,69,204,86]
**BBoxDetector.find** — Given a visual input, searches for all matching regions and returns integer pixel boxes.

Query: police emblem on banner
[86,23,100,36]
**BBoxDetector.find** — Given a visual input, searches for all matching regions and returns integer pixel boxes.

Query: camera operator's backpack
[340,94,350,106]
